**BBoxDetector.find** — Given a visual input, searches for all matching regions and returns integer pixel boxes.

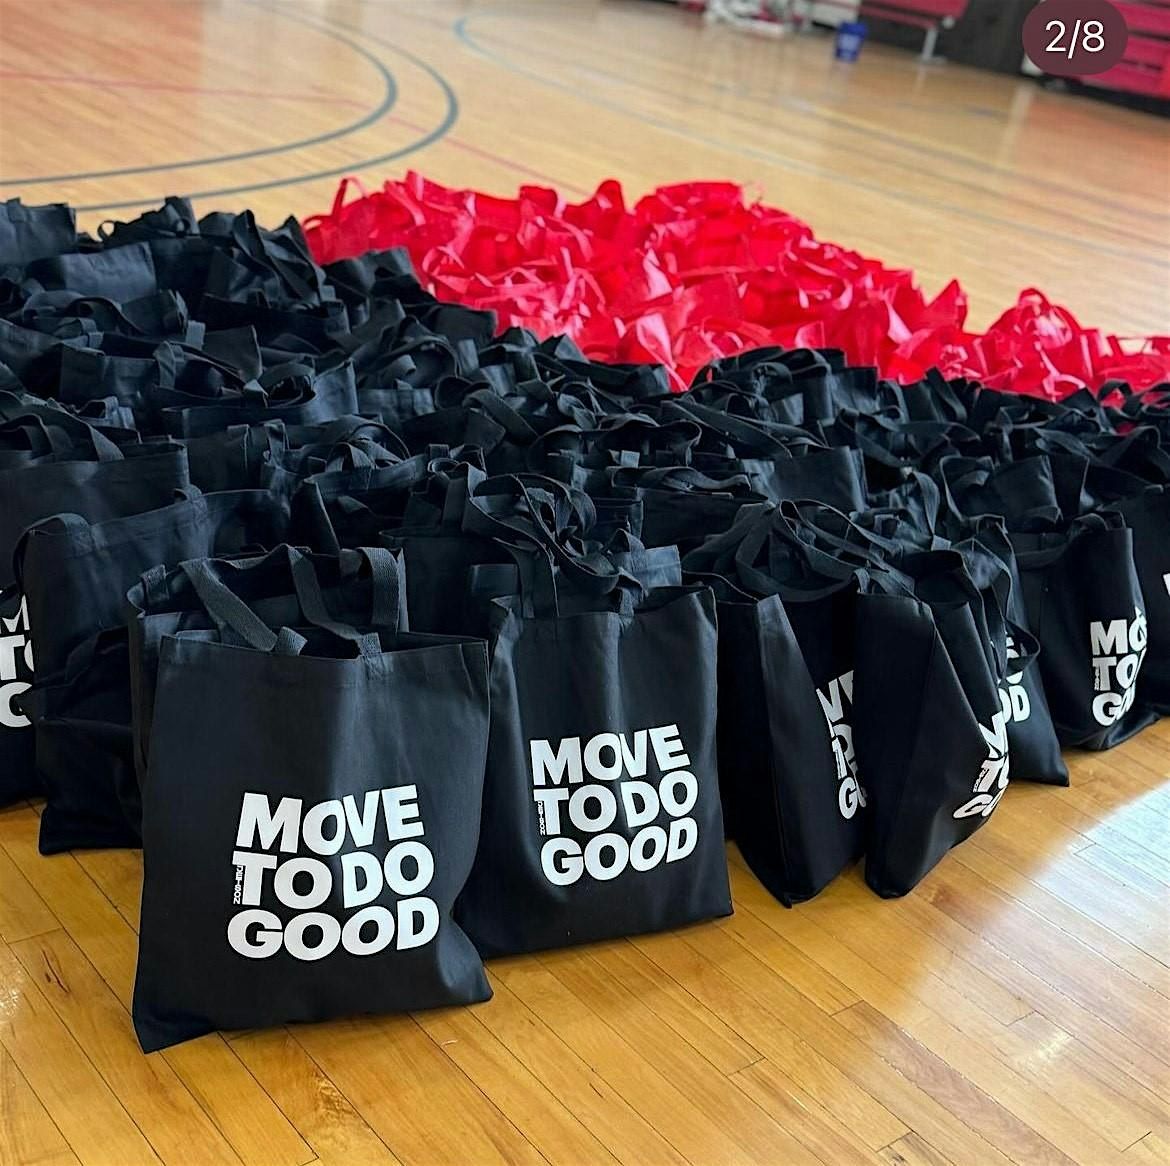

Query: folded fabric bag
[133,550,491,1051]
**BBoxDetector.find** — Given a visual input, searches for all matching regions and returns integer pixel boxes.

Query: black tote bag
[24,240,159,301]
[289,454,434,555]
[1011,516,1156,749]
[0,441,191,587]
[582,464,765,553]
[158,362,359,439]
[1109,486,1170,717]
[687,502,873,905]
[854,553,1012,898]
[380,465,533,637]
[0,589,35,804]
[0,198,76,265]
[958,520,1068,786]
[15,488,288,852]
[0,420,189,807]
[183,422,282,493]
[454,504,730,955]
[133,555,491,1051]
[702,572,865,906]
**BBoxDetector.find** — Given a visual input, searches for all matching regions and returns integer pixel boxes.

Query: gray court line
[0,5,398,186]
[70,1,460,213]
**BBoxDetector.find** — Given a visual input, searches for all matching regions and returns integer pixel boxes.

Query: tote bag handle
[463,472,596,546]
[290,546,402,641]
[610,464,756,495]
[179,557,306,655]
[7,403,124,463]
[730,506,864,597]
[178,549,398,657]
[467,476,642,619]
[778,499,901,558]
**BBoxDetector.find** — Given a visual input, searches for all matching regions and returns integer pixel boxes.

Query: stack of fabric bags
[303,174,1170,397]
[0,193,1166,1055]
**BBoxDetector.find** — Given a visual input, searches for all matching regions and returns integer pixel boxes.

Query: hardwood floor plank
[75,849,144,934]
[876,1131,956,1166]
[662,925,909,1148]
[0,808,137,1006]
[493,952,781,1166]
[983,787,1169,920]
[8,929,243,1166]
[1111,736,1170,788]
[293,1012,547,1166]
[830,879,1170,1103]
[1076,841,1170,899]
[632,930,1015,1165]
[0,834,57,943]
[923,861,1170,1044]
[583,939,762,1075]
[738,869,1159,1152]
[729,861,1033,1025]
[1005,1013,1170,1146]
[0,939,161,1166]
[729,1057,884,1166]
[231,1029,404,1166]
[537,943,824,1166]
[955,842,1170,992]
[1124,1132,1170,1165]
[1006,792,1170,888]
[414,1004,619,1166]
[160,1038,315,1166]
[462,970,688,1166]
[713,884,860,1015]
[0,1047,82,1166]
[834,1002,1086,1166]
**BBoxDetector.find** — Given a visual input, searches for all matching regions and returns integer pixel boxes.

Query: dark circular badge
[1022,0,1128,78]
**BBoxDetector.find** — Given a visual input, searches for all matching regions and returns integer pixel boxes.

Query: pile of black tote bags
[1,196,1166,1051]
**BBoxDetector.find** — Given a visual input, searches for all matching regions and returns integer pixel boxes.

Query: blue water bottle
[834,20,868,62]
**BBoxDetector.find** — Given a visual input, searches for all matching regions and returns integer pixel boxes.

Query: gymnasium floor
[1,2,1169,1164]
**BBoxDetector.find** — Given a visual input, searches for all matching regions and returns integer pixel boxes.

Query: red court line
[0,68,366,109]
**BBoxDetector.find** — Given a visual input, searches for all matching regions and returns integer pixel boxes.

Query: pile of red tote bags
[303,173,1170,397]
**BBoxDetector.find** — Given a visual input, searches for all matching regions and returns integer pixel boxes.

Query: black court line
[0,5,397,187]
[68,1,460,214]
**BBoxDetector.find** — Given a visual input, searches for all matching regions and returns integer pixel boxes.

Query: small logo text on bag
[816,670,866,820]
[954,704,1011,820]
[1090,608,1147,727]
[0,596,33,730]
[530,724,699,887]
[1002,637,1032,725]
[228,785,440,962]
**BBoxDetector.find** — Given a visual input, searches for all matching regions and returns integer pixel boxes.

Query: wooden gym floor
[0,2,1169,1164]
